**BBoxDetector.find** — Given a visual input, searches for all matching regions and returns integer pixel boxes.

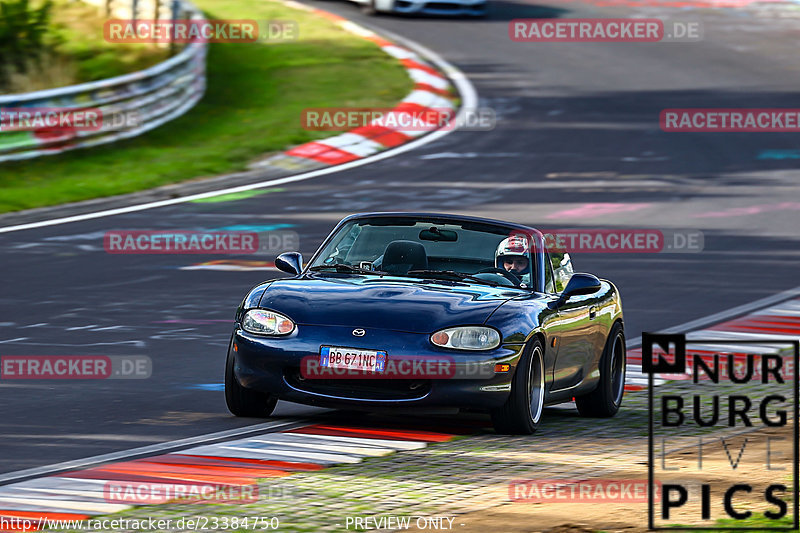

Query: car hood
[257,275,521,333]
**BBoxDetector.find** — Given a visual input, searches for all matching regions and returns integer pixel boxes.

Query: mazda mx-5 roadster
[225,213,626,434]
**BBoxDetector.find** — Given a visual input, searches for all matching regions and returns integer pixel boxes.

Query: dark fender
[484,281,623,404]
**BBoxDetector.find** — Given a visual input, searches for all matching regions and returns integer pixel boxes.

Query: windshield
[308,217,535,289]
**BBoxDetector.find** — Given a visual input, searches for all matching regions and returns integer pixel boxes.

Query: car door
[546,252,596,391]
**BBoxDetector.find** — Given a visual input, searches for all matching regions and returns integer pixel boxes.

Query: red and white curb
[254,1,458,169]
[625,297,800,390]
[0,424,457,531]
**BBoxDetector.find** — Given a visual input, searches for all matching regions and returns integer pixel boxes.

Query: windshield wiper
[309,263,387,275]
[406,269,499,287]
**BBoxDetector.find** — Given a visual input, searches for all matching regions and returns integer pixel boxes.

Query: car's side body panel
[483,280,623,404]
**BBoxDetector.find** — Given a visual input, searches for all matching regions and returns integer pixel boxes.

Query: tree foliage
[0,0,54,88]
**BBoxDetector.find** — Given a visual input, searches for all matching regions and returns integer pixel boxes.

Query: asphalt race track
[1,0,799,476]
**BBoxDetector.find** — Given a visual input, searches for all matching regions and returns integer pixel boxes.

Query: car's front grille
[285,369,431,401]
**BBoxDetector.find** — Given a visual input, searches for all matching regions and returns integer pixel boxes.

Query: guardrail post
[170,0,180,55]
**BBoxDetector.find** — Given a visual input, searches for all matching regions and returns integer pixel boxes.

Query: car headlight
[242,309,295,335]
[430,326,500,350]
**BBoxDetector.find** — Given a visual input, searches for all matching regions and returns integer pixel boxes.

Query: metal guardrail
[0,0,207,163]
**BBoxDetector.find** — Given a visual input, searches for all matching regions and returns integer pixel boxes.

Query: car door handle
[589,307,597,320]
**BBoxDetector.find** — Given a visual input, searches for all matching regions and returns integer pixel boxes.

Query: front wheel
[491,339,545,435]
[575,323,626,417]
[225,337,277,417]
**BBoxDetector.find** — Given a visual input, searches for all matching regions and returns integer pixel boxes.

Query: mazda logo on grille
[352,329,366,337]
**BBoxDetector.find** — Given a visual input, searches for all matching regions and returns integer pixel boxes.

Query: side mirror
[275,252,303,275]
[553,273,601,308]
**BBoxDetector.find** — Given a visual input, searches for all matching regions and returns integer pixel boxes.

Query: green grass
[0,0,413,213]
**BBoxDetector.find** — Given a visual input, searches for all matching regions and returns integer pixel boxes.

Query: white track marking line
[241,432,401,448]
[0,488,112,504]
[167,441,326,464]
[0,495,129,514]
[315,134,384,157]
[244,437,394,456]
[682,342,786,353]
[407,69,450,90]
[381,45,418,59]
[753,300,800,316]
[314,132,378,149]
[9,487,116,499]
[260,433,427,450]
[206,445,363,464]
[402,90,453,109]
[688,330,799,342]
[170,443,338,464]
[20,478,109,488]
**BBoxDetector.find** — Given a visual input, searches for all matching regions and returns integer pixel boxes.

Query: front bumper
[231,324,523,410]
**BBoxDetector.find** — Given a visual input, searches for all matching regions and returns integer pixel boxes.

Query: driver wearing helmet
[495,235,531,287]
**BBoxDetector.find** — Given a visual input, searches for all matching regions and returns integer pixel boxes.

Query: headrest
[382,240,428,275]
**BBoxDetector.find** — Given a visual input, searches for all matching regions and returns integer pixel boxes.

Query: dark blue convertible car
[225,213,626,434]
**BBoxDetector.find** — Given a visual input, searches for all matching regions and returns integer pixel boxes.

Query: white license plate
[320,346,387,373]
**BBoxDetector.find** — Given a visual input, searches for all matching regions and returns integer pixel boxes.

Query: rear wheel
[575,323,626,417]
[225,337,277,417]
[491,339,545,435]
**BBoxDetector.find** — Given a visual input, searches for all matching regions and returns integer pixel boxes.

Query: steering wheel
[476,267,521,286]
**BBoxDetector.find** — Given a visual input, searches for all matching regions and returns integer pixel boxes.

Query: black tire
[491,339,545,435]
[225,337,277,418]
[575,322,626,417]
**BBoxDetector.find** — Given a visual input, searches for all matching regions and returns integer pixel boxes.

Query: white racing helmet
[495,235,531,276]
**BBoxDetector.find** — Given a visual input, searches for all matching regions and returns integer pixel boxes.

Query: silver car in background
[357,0,486,16]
